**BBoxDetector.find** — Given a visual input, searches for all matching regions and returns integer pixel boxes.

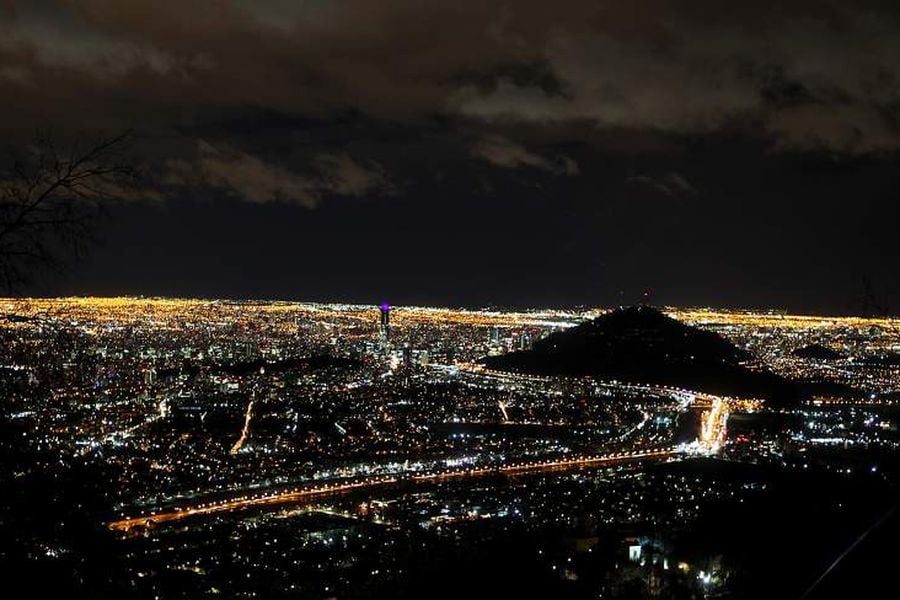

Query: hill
[791,343,845,360]
[482,305,790,399]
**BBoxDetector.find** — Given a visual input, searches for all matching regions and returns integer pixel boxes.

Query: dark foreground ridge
[483,305,790,399]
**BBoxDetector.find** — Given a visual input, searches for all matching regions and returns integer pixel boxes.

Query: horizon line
[1,295,898,322]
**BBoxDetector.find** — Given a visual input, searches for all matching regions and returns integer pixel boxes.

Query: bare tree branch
[0,131,139,293]
[860,275,899,338]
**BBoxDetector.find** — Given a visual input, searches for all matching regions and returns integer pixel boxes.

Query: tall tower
[379,302,391,340]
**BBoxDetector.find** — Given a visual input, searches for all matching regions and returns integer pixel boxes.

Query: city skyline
[5,293,900,319]
[1,296,897,598]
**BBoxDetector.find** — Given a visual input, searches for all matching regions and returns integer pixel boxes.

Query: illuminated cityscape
[1,297,897,598]
[2,2,900,599]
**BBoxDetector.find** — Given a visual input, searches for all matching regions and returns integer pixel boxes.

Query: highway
[107,447,678,533]
[697,396,729,454]
[107,382,737,534]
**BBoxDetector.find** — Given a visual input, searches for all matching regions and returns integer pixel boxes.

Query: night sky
[2,1,898,313]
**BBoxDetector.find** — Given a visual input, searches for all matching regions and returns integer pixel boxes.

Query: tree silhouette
[0,132,138,292]
[860,276,899,338]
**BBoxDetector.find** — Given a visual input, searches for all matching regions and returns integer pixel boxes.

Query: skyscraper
[379,302,390,340]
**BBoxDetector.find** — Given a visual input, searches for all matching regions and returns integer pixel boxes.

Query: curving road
[107,447,679,533]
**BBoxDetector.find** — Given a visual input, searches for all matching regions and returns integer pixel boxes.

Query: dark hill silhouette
[483,305,790,399]
[791,343,845,360]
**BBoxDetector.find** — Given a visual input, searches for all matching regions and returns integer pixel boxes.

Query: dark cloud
[625,173,697,200]
[2,0,895,147]
[1,1,898,154]
[163,141,394,207]
[471,136,578,175]
[452,9,900,154]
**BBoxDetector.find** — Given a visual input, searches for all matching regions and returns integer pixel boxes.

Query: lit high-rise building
[379,302,391,339]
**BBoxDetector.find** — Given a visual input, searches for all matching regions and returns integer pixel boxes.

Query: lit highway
[106,379,736,534]
[107,447,679,533]
[698,396,730,454]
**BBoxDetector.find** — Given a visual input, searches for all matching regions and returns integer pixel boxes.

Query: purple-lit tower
[379,302,390,340]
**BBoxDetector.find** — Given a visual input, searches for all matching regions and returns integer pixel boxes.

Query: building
[379,302,391,340]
